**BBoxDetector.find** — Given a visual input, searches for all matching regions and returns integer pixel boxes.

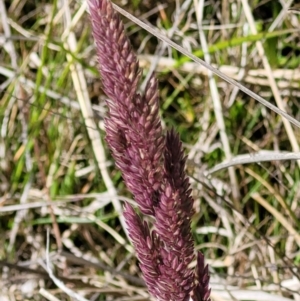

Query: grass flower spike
[89,0,164,216]
[88,0,211,300]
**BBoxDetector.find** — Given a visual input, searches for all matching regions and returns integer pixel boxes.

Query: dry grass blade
[207,151,300,174]
[194,0,240,205]
[43,229,90,301]
[39,288,61,301]
[241,0,300,167]
[112,3,300,128]
[251,193,300,247]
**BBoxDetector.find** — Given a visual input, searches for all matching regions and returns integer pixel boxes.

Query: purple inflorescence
[88,1,211,300]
